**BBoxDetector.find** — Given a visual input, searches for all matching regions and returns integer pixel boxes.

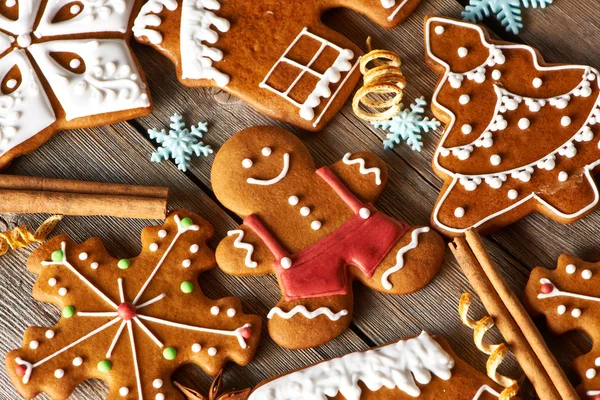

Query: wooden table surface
[1,0,598,398]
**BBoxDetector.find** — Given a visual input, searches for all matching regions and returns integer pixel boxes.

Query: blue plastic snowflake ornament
[372,97,440,151]
[463,0,553,35]
[148,113,213,171]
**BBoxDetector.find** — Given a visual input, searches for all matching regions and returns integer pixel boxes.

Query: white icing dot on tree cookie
[454,207,465,218]
[208,347,217,356]
[459,94,470,105]
[29,341,39,349]
[458,47,468,58]
[211,306,220,315]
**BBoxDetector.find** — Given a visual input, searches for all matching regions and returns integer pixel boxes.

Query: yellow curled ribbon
[0,215,63,256]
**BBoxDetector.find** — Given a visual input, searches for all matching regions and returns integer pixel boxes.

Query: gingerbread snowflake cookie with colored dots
[424,16,600,237]
[0,0,151,169]
[6,210,261,400]
[132,0,420,131]
[524,255,600,399]
[212,126,445,349]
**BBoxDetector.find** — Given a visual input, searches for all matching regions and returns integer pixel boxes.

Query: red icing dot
[240,326,252,340]
[15,365,26,377]
[117,302,136,321]
[540,283,554,294]
[594,395,600,400]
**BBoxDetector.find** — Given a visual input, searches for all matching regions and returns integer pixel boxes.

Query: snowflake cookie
[524,255,600,399]
[132,0,421,131]
[0,0,152,169]
[425,16,600,237]
[6,210,261,400]
[463,0,553,35]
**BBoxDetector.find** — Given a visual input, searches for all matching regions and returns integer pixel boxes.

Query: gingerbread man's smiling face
[211,126,315,217]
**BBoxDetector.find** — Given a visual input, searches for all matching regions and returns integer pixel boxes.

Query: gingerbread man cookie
[6,210,261,400]
[0,0,152,169]
[212,126,444,349]
[425,16,600,237]
[524,255,600,400]
[132,0,421,131]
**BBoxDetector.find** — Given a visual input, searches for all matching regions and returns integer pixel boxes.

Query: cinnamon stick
[450,237,564,400]
[0,175,168,219]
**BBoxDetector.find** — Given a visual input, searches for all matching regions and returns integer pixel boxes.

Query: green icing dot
[51,250,64,262]
[62,306,75,318]
[180,281,194,294]
[117,259,131,270]
[180,217,194,227]
[163,347,177,360]
[97,360,112,373]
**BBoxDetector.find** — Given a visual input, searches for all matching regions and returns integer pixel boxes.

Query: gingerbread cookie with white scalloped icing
[132,0,421,131]
[0,0,152,169]
[212,126,444,349]
[425,16,600,237]
[6,210,261,400]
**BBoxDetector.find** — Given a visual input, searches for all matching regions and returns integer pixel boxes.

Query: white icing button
[119,387,130,396]
[533,77,543,88]
[458,47,468,58]
[46,330,55,339]
[288,196,299,206]
[490,155,501,166]
[558,171,568,182]
[58,287,68,296]
[518,118,530,130]
[153,379,163,389]
[572,308,582,318]
[242,159,253,168]
[54,369,65,379]
[459,94,470,105]
[561,116,572,127]
[280,257,292,269]
[582,269,593,280]
[508,189,518,200]
[149,243,159,252]
[566,264,576,274]
[435,26,445,34]
[208,347,217,356]
[156,394,165,400]
[227,308,236,317]
[182,259,191,268]
[587,368,597,379]
[29,341,39,349]
[300,206,310,216]
[461,124,473,135]
[91,262,99,270]
[311,220,322,230]
[454,207,465,218]
[192,343,201,353]
[210,306,220,315]
[261,147,272,156]
[158,229,167,238]
[48,278,57,287]
[557,305,566,315]
[78,252,88,260]
[359,207,371,219]
[492,70,501,80]
[190,244,199,253]
[595,357,600,367]
[73,357,83,366]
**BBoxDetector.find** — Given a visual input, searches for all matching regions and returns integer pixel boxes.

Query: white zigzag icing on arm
[382,227,429,290]
[228,230,258,268]
[267,306,349,321]
[342,153,382,185]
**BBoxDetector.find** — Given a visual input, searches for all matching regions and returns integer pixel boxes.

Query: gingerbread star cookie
[6,210,261,400]
[525,255,600,400]
[212,126,444,349]
[132,0,421,131]
[0,0,152,169]
[425,16,600,237]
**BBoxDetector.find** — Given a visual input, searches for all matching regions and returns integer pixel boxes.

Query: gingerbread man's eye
[242,159,253,168]
[262,147,272,156]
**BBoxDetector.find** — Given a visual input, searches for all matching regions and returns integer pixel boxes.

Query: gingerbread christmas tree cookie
[6,210,261,400]
[425,16,600,237]
[0,0,152,169]
[212,126,445,349]
[132,0,420,131]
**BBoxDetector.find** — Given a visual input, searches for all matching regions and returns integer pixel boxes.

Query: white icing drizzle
[126,320,143,400]
[248,331,454,400]
[267,306,349,321]
[342,153,382,185]
[132,0,178,44]
[227,230,258,268]
[381,228,430,290]
[247,153,290,185]
[472,385,501,400]
[387,0,410,22]
[180,0,231,87]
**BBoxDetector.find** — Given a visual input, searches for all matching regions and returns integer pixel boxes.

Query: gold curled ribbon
[459,293,519,399]
[0,215,63,256]
[352,38,407,122]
